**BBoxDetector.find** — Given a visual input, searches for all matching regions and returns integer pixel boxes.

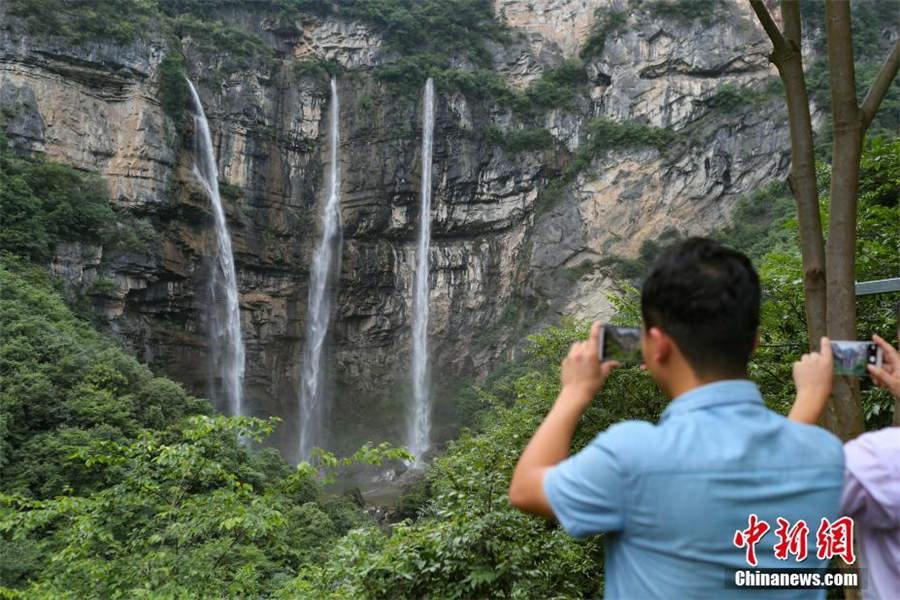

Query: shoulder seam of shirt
[635,465,845,477]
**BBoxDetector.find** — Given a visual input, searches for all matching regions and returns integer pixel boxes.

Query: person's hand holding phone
[788,336,833,425]
[868,333,900,399]
[559,322,620,413]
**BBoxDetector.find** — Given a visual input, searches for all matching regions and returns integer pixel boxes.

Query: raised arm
[788,336,833,425]
[508,322,618,518]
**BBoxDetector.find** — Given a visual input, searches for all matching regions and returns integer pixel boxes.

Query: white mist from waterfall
[408,78,435,463]
[186,79,246,417]
[299,77,342,462]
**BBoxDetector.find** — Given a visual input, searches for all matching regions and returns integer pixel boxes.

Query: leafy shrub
[159,49,190,123]
[0,259,404,596]
[639,0,728,26]
[706,79,782,112]
[7,0,157,44]
[292,58,342,83]
[0,149,116,262]
[581,7,627,60]
[522,58,588,111]
[481,125,553,154]
[173,15,274,72]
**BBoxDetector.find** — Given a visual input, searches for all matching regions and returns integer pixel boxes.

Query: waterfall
[186,79,246,418]
[408,78,435,463]
[299,76,342,462]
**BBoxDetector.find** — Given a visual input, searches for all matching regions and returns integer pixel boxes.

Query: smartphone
[830,340,883,376]
[597,325,642,365]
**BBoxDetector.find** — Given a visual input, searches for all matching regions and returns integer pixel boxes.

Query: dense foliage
[0,157,400,598]
[0,134,116,262]
[7,0,158,45]
[800,0,900,154]
[0,280,403,598]
[2,1,898,597]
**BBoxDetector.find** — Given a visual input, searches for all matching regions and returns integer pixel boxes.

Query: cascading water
[408,78,435,463]
[186,79,246,418]
[299,77,342,462]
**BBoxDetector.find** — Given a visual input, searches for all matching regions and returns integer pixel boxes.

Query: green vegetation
[481,125,553,154]
[596,137,898,425]
[706,78,783,112]
[159,49,190,124]
[639,0,729,26]
[0,255,408,597]
[292,58,343,84]
[537,118,679,214]
[728,138,898,422]
[599,226,686,280]
[0,138,116,262]
[8,0,158,45]
[270,140,897,595]
[799,0,900,155]
[3,1,898,597]
[278,320,668,598]
[0,128,159,261]
[172,15,274,67]
[581,7,627,60]
[712,181,796,262]
[520,58,588,111]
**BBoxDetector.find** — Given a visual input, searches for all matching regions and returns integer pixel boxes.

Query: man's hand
[788,337,832,425]
[509,321,619,518]
[868,333,900,399]
[559,322,620,412]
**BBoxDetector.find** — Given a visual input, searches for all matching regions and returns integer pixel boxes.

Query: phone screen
[599,325,642,365]
[830,341,881,376]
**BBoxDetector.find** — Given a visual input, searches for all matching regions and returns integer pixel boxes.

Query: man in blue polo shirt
[508,238,845,598]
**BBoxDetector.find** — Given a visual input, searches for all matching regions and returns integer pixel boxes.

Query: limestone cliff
[1,0,810,458]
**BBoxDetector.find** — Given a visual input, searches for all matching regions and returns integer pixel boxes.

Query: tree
[749,0,899,441]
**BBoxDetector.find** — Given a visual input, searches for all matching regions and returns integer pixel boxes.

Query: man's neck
[667,370,748,400]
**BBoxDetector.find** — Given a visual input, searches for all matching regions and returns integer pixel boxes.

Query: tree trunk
[749,0,831,425]
[749,1,828,344]
[824,1,865,442]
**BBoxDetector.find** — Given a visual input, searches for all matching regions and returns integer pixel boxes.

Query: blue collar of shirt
[660,379,763,423]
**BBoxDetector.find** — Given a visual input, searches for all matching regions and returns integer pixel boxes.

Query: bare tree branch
[749,0,787,50]
[860,40,900,131]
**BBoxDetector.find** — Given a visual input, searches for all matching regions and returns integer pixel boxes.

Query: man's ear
[752,330,760,352]
[648,326,670,364]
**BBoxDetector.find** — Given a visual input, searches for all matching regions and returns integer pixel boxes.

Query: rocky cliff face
[1,0,795,459]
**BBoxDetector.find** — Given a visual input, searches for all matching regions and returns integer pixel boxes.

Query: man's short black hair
[641,237,760,378]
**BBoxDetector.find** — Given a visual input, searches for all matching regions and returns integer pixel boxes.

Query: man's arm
[790,333,900,425]
[508,322,619,518]
[788,336,833,424]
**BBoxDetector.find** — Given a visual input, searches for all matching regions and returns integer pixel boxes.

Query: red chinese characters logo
[733,515,855,565]
[816,517,855,564]
[773,517,809,561]
[733,513,770,566]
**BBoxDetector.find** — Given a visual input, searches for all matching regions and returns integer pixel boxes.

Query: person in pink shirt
[790,331,900,600]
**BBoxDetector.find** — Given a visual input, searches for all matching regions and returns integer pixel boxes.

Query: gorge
[3,0,893,463]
